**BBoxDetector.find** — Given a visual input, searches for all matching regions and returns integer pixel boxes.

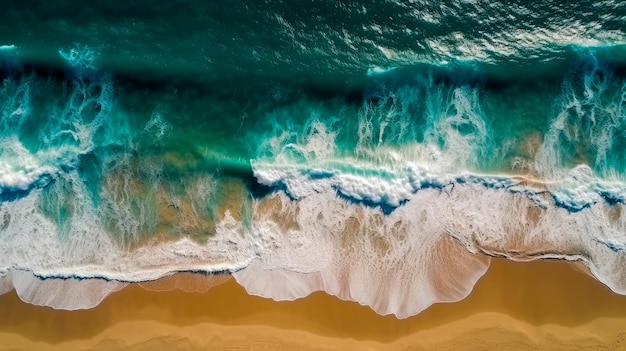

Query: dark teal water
[2,1,625,80]
[0,1,626,314]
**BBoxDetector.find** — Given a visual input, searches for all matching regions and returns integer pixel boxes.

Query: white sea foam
[0,47,262,310]
[0,270,128,309]
[535,54,626,179]
[2,160,626,315]
[0,161,56,190]
[237,84,626,317]
[235,165,626,317]
[0,47,116,195]
[367,66,397,76]
[0,184,259,309]
[236,189,491,318]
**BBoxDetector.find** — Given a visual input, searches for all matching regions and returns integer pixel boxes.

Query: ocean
[0,0,625,317]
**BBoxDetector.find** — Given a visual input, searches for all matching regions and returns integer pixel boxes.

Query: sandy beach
[1,258,625,351]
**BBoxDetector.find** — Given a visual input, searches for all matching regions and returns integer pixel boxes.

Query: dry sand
[1,258,626,350]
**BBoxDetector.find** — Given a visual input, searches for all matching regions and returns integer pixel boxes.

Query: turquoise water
[1,1,626,316]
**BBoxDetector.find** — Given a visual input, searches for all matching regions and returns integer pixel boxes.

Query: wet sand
[1,258,626,350]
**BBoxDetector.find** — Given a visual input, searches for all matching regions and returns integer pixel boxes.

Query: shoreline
[1,258,626,350]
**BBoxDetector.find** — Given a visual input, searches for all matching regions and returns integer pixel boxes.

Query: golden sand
[1,259,626,350]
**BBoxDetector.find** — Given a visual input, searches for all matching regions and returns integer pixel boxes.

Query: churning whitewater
[1,0,626,318]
